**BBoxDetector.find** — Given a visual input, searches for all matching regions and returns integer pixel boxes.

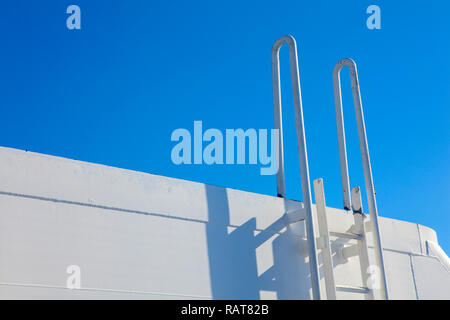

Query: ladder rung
[336,285,371,294]
[329,231,362,240]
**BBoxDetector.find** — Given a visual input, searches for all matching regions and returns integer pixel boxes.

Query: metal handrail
[271,35,321,300]
[332,58,389,299]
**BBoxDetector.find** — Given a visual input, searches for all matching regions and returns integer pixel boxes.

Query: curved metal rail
[332,58,389,299]
[271,35,321,300]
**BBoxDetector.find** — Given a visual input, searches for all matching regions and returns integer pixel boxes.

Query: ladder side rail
[351,186,374,300]
[271,35,320,300]
[332,67,352,210]
[313,178,337,300]
[272,40,286,198]
[332,58,388,299]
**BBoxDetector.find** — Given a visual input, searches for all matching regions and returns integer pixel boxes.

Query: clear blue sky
[1,1,449,252]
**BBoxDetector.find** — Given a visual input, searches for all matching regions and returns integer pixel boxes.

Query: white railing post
[351,186,375,300]
[314,178,337,300]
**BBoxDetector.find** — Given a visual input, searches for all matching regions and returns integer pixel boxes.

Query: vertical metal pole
[272,35,321,300]
[272,39,286,198]
[332,58,389,299]
[314,178,337,300]
[351,186,375,300]
[332,66,351,210]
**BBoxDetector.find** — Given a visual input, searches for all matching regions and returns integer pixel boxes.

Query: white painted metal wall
[0,147,448,299]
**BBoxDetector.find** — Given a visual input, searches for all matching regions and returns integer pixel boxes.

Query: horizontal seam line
[0,282,210,299]
[0,190,291,237]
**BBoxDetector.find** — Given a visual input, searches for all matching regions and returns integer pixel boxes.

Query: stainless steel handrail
[272,35,321,300]
[332,58,389,299]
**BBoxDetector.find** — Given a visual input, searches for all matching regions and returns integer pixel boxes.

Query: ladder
[271,36,388,300]
[314,178,375,299]
[331,58,389,299]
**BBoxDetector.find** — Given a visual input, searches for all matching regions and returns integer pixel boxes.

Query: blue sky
[0,1,449,252]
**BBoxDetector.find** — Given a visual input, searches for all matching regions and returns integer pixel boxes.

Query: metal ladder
[314,179,375,299]
[313,59,389,299]
[331,58,388,299]
[271,35,321,300]
[271,36,388,299]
